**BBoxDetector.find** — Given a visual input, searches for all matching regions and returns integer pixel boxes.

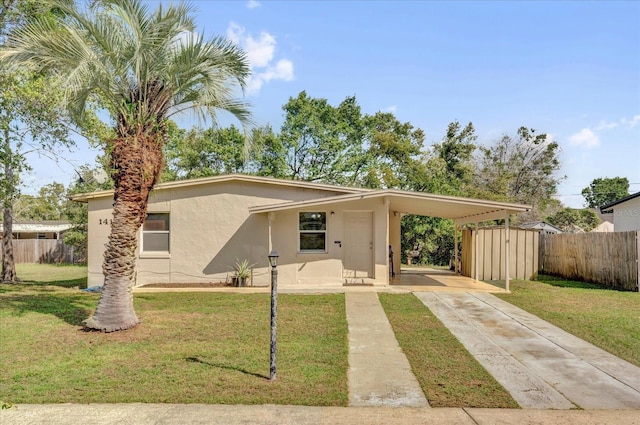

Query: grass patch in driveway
[379,293,518,408]
[0,285,347,405]
[496,274,640,367]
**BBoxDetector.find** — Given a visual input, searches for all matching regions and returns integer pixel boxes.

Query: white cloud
[246,59,294,94]
[245,32,276,68]
[622,115,640,128]
[595,120,618,131]
[247,0,260,9]
[594,115,640,131]
[226,22,243,45]
[384,105,397,113]
[569,128,599,148]
[227,22,294,95]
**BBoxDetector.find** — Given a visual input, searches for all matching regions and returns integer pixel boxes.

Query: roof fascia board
[250,191,371,214]
[454,209,518,225]
[600,191,640,212]
[384,189,531,211]
[70,174,368,202]
[251,189,530,218]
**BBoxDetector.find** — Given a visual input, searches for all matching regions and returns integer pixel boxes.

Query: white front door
[343,211,374,278]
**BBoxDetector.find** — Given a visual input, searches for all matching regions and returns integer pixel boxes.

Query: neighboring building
[600,191,640,232]
[518,221,563,235]
[72,174,530,288]
[0,220,72,240]
[591,221,614,233]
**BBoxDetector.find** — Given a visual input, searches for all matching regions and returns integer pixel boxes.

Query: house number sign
[98,219,113,225]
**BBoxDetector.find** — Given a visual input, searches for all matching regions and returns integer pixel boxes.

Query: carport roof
[249,189,530,225]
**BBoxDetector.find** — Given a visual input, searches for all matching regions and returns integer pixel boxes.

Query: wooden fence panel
[461,227,539,281]
[0,239,78,264]
[539,231,639,291]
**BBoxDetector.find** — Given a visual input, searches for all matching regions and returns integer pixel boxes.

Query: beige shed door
[343,211,374,278]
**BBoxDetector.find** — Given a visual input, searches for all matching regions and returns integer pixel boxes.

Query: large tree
[164,125,248,180]
[280,91,365,185]
[358,111,425,190]
[1,0,77,282]
[14,182,67,221]
[581,177,630,208]
[475,127,563,221]
[546,207,600,232]
[399,121,475,266]
[2,0,251,331]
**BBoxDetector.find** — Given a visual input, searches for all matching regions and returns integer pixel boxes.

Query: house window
[142,213,170,253]
[299,212,326,252]
[37,233,46,240]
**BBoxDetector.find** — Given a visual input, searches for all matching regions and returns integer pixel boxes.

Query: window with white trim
[299,212,326,252]
[142,213,170,253]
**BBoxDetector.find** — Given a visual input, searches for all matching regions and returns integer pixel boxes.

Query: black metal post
[269,262,278,381]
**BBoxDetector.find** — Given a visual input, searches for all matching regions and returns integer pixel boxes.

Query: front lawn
[15,263,88,288]
[0,285,348,405]
[379,293,518,408]
[496,274,640,367]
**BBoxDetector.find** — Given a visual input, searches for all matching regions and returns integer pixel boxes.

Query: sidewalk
[3,404,640,425]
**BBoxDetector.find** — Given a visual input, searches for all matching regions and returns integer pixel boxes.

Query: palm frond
[1,0,252,131]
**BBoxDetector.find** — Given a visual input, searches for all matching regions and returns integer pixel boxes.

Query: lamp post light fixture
[268,250,279,381]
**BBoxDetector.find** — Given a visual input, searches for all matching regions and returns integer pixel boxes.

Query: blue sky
[25,0,640,208]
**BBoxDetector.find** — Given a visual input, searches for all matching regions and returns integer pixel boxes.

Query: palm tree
[1,0,252,331]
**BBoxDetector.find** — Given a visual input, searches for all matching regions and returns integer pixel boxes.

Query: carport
[380,190,531,291]
[251,189,530,290]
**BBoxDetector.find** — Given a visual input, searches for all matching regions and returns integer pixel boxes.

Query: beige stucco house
[73,174,530,288]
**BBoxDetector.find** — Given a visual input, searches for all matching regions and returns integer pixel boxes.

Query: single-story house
[600,191,640,232]
[518,221,563,235]
[72,174,530,289]
[0,220,72,240]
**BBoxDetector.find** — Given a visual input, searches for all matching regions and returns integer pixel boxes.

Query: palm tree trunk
[84,131,163,332]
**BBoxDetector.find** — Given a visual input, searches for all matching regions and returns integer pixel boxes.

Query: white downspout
[268,212,275,252]
[454,225,459,275]
[384,197,390,285]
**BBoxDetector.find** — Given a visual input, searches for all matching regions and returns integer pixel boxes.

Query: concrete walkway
[3,404,640,425]
[415,291,640,409]
[345,292,428,407]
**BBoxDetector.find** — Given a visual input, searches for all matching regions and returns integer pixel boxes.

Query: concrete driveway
[415,292,640,409]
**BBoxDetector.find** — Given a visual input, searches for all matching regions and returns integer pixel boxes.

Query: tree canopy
[582,177,630,208]
[1,0,80,282]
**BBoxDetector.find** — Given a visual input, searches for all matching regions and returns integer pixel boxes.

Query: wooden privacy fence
[539,231,639,291]
[0,239,79,264]
[461,227,539,281]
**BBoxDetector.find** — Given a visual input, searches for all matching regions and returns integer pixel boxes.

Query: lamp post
[268,250,279,381]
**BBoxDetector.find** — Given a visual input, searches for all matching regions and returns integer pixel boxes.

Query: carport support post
[454,226,459,275]
[474,222,479,281]
[505,212,510,292]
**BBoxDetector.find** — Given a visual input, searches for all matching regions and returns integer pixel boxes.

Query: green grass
[496,274,640,367]
[378,293,518,408]
[0,285,348,405]
[14,263,88,288]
